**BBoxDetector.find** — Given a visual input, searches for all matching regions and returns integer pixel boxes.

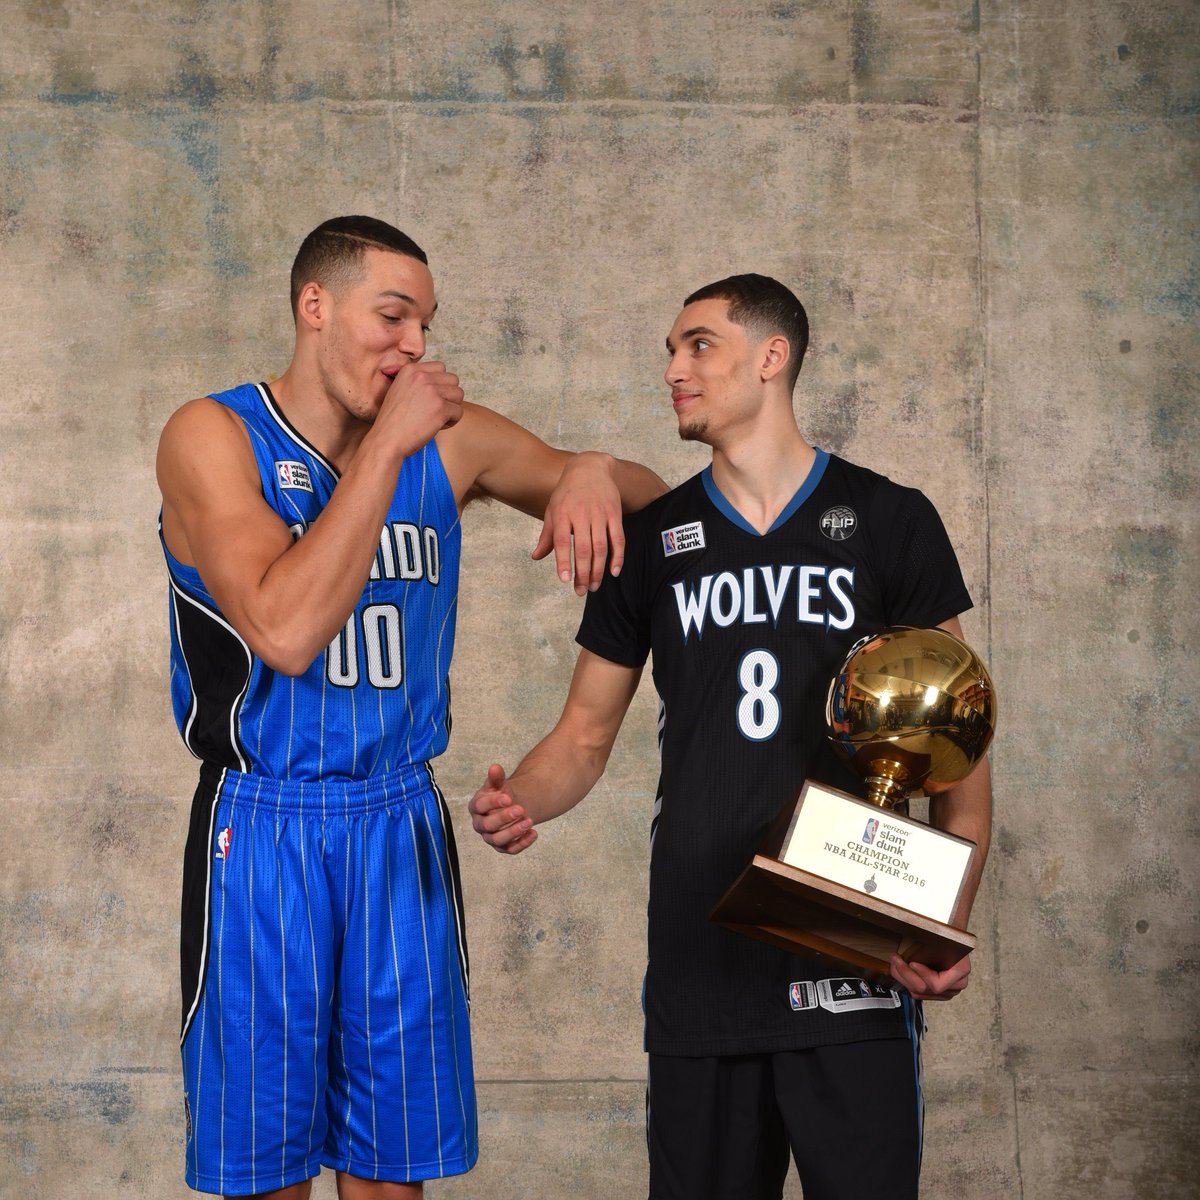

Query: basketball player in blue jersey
[470,275,993,1199]
[156,215,665,1200]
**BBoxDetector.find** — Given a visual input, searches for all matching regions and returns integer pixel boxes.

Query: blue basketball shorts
[179,761,478,1196]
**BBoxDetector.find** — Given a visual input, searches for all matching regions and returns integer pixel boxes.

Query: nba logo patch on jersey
[662,521,705,557]
[215,827,232,860]
[789,981,817,1011]
[276,460,313,493]
[820,506,857,540]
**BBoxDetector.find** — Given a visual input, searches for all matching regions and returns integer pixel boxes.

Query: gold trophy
[711,626,996,979]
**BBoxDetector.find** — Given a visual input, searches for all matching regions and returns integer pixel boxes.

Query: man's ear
[759,334,791,383]
[295,281,329,333]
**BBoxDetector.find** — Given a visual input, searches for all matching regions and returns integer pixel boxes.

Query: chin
[359,391,389,422]
[678,418,711,444]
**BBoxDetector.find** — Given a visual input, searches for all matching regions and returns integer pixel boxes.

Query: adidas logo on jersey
[816,977,901,1012]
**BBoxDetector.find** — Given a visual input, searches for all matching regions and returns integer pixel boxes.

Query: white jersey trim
[254,382,340,484]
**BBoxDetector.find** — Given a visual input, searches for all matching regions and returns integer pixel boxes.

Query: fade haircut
[684,274,809,392]
[289,216,429,319]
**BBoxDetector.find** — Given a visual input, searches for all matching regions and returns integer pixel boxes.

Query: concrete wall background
[1,1,1195,1196]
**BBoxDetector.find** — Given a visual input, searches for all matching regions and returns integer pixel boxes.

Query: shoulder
[440,400,512,440]
[624,472,705,534]
[157,389,257,489]
[607,473,707,582]
[822,454,940,520]
[160,383,260,441]
[160,393,237,443]
[437,400,540,462]
[823,453,901,497]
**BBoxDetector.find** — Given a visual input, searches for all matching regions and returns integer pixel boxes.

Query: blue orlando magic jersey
[162,381,461,781]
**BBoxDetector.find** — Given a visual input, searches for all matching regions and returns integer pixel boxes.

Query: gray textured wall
[1,2,1196,1197]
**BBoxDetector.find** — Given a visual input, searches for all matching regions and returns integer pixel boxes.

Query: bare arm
[469,650,643,853]
[928,614,993,927]
[438,403,666,594]
[157,363,463,674]
[890,613,993,999]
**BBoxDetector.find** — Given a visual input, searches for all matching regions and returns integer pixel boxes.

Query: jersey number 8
[737,649,780,741]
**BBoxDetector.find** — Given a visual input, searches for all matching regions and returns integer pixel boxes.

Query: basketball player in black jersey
[469,275,992,1200]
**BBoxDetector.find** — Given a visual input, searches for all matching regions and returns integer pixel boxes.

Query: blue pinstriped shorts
[179,761,477,1195]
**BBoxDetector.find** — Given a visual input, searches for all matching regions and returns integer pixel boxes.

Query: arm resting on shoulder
[440,404,666,593]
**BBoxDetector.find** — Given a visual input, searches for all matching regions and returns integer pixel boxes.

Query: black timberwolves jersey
[577,451,972,1055]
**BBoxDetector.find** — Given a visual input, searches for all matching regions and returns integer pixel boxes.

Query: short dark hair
[290,216,428,317]
[684,274,809,391]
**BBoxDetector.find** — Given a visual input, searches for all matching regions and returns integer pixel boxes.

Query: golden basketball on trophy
[825,626,996,808]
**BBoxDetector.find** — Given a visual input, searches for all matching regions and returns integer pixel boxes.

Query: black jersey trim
[169,579,253,773]
[699,448,830,537]
[255,381,340,484]
[180,770,225,1045]
[426,762,470,1003]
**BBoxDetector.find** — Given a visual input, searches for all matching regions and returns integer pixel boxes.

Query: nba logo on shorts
[215,827,232,860]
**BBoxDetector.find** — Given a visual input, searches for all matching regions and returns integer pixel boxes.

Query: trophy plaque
[711,626,996,980]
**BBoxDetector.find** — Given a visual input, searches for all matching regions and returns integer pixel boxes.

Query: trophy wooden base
[710,853,976,981]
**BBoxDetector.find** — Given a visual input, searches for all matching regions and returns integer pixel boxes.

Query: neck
[709,408,816,534]
[269,357,370,471]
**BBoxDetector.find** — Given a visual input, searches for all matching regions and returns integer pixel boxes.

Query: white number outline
[736,648,780,741]
[326,603,404,690]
